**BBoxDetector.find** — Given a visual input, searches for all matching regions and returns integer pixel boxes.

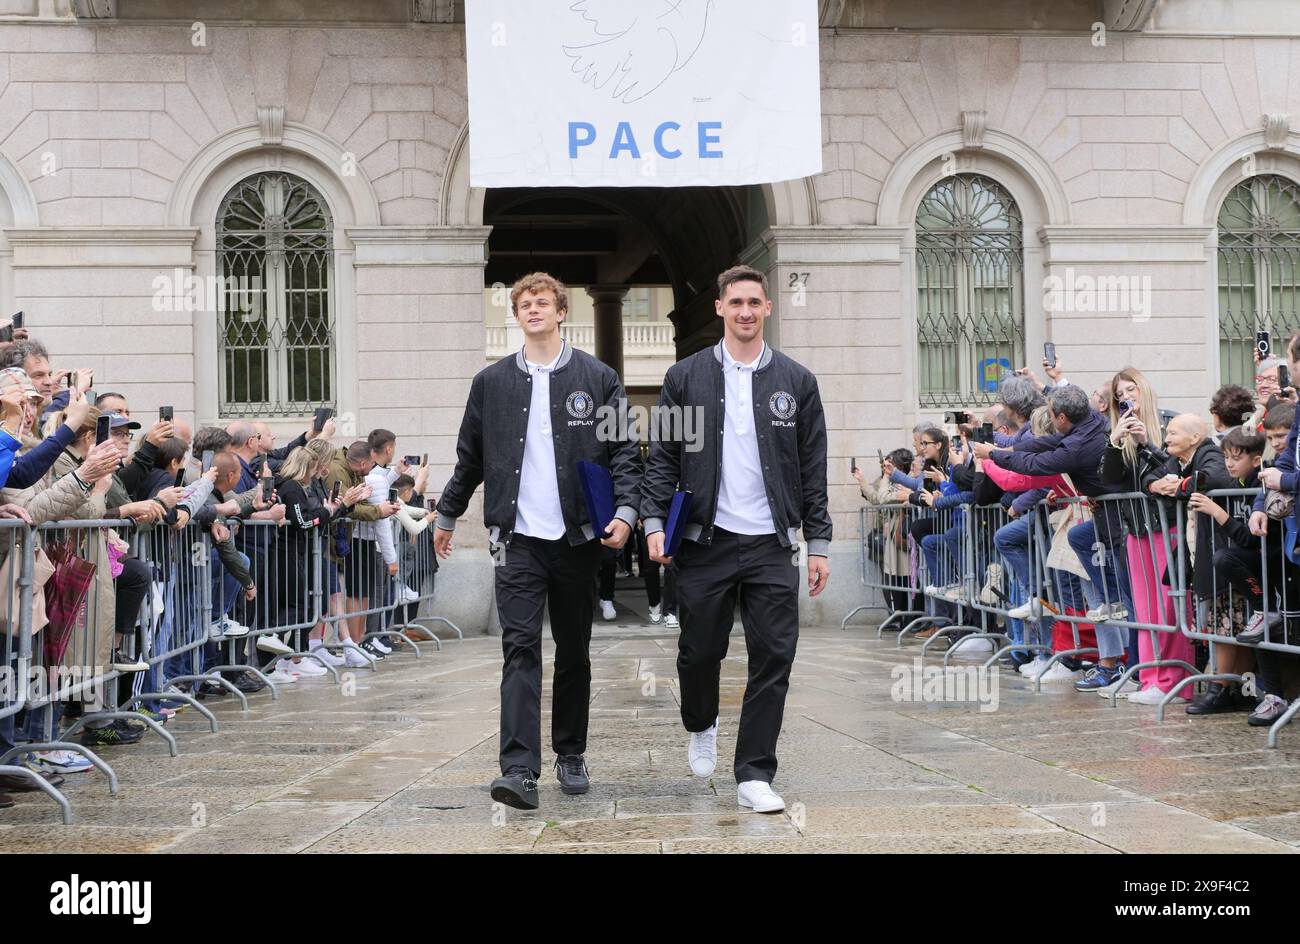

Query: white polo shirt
[714,341,776,535]
[514,344,567,540]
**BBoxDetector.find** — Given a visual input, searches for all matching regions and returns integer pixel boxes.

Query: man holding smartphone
[434,271,641,811]
[642,265,831,815]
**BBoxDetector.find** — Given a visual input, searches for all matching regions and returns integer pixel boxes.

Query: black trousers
[675,528,800,784]
[495,534,601,777]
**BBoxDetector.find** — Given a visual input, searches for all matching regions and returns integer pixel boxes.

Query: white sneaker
[219,619,250,639]
[1007,599,1040,620]
[307,643,346,667]
[1035,661,1080,682]
[1096,674,1140,697]
[665,613,679,628]
[369,637,393,654]
[737,780,785,813]
[256,634,294,656]
[688,720,718,777]
[343,645,371,667]
[266,667,298,684]
[1127,686,1173,705]
[600,599,616,621]
[1018,656,1048,677]
[291,658,328,677]
[397,584,421,604]
[648,604,662,624]
[30,749,94,774]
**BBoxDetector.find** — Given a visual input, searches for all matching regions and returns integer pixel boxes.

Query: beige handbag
[1045,476,1091,581]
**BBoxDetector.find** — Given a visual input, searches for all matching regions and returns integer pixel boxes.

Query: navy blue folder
[664,490,694,557]
[577,461,615,539]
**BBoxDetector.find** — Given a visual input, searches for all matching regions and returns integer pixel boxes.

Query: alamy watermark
[151,268,263,316]
[890,658,1000,713]
[1042,267,1152,324]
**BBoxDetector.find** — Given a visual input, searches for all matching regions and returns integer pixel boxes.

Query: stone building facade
[1,0,1299,629]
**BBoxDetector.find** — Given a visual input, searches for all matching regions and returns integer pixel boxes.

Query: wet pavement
[3,620,1299,853]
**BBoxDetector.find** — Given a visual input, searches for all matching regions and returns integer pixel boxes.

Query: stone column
[587,284,628,380]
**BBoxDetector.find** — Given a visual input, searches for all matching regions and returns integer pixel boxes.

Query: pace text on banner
[465,0,823,188]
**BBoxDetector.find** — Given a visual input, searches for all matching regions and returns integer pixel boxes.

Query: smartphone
[11,311,22,330]
[159,405,173,422]
[313,407,333,433]
[388,487,399,503]
[261,476,274,502]
[943,410,972,425]
[850,456,857,474]
[981,422,994,443]
[200,449,215,473]
[65,370,76,390]
[950,435,962,451]
[330,480,341,503]
[173,469,185,488]
[1280,364,1291,391]
[1194,470,1208,492]
[95,414,112,445]
[404,455,420,468]
[1044,341,1058,368]
[1121,400,1136,415]
[1257,330,1272,360]
[427,498,437,513]
[422,453,428,466]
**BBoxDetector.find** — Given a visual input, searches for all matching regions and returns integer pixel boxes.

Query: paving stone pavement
[3,622,1300,853]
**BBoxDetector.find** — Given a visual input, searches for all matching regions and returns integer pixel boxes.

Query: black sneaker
[490,766,539,810]
[231,673,267,694]
[555,754,590,795]
[79,719,145,748]
[361,642,386,661]
[195,680,229,699]
[1186,683,1249,715]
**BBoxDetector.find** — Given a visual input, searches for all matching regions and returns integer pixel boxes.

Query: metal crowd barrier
[382,507,461,652]
[1166,490,1300,745]
[841,502,924,633]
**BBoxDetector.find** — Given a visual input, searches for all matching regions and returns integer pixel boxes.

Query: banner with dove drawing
[464,0,822,187]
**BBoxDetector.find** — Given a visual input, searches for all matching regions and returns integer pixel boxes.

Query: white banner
[465,0,822,188]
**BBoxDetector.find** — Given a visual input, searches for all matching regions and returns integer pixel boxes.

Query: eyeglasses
[921,440,943,447]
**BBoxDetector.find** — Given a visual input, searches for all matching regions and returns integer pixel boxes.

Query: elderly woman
[1127,413,1232,704]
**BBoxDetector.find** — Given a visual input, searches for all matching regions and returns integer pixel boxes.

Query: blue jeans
[202,549,249,673]
[1066,520,1133,660]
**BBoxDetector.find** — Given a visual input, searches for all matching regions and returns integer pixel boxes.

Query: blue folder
[577,461,615,539]
[664,490,694,557]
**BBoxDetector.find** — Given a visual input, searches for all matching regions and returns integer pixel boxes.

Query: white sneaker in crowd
[369,637,393,655]
[266,667,298,684]
[308,641,347,667]
[292,658,328,677]
[1007,599,1041,620]
[600,599,617,621]
[29,750,94,774]
[665,612,679,629]
[1127,686,1171,705]
[648,604,662,624]
[1036,661,1080,682]
[397,584,421,605]
[342,645,372,667]
[688,720,718,777]
[1096,674,1140,697]
[256,634,294,656]
[219,618,250,639]
[737,780,785,813]
[1018,656,1049,677]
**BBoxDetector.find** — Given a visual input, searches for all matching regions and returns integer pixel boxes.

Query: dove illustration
[563,0,714,104]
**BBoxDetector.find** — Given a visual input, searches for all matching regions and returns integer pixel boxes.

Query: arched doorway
[482,184,770,391]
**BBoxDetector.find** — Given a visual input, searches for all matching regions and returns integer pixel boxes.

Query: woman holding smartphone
[274,440,368,674]
[1100,367,1191,704]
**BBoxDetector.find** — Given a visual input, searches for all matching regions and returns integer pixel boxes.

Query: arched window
[216,172,335,417]
[1217,174,1300,386]
[915,173,1024,407]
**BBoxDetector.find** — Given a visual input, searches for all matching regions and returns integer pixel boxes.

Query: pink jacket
[982,459,1078,499]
